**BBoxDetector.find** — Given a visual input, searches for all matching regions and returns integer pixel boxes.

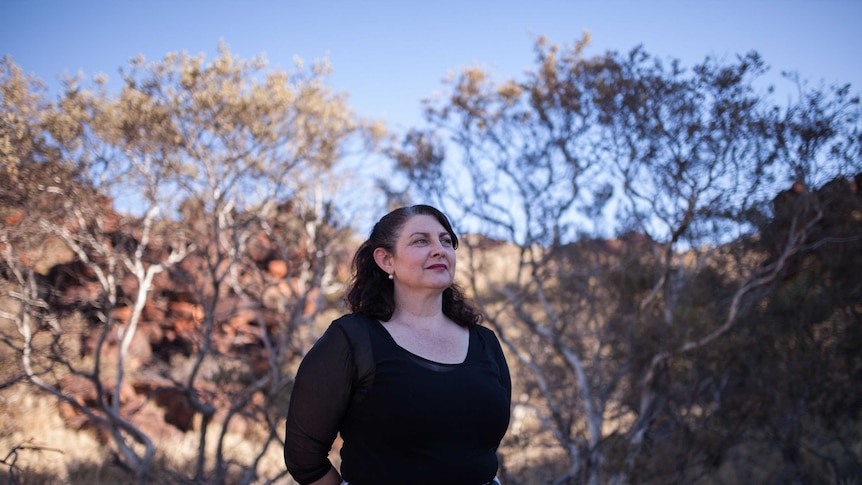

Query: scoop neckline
[372,319,472,370]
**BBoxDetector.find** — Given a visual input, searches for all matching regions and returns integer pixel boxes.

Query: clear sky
[3,0,861,134]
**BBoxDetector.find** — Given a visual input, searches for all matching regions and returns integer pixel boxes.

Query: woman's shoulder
[329,313,377,387]
[472,323,500,340]
[309,313,373,351]
[331,312,376,331]
[471,324,505,353]
[328,313,379,350]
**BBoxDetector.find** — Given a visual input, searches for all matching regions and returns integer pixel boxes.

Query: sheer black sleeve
[487,326,512,406]
[285,320,356,484]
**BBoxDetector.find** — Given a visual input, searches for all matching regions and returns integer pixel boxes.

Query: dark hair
[345,204,482,327]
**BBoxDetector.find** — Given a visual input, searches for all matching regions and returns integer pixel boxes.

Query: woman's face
[378,214,456,294]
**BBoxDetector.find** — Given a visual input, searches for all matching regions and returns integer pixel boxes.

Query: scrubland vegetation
[1,37,860,484]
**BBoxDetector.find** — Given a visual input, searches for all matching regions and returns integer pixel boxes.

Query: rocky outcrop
[2,210,312,443]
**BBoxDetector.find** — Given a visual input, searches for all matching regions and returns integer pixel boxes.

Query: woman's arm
[307,466,342,485]
[285,321,356,484]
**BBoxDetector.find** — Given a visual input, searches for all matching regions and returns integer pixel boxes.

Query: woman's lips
[426,264,448,270]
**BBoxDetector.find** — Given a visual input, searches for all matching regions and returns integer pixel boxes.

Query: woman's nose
[430,239,444,255]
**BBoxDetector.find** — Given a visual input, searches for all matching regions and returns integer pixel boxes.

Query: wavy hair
[345,205,482,327]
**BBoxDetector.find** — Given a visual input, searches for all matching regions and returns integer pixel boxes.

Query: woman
[285,205,511,485]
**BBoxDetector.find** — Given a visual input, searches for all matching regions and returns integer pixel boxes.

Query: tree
[106,43,375,483]
[1,44,380,484]
[390,37,862,484]
[1,56,192,481]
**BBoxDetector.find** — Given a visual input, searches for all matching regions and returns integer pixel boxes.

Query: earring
[388,273,394,280]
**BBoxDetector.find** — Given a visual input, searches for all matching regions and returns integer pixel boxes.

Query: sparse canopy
[390,36,862,484]
[1,35,860,485]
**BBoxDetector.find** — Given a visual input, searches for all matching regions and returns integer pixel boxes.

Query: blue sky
[3,0,861,134]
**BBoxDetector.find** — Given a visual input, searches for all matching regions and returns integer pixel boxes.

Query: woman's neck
[392,308,444,325]
[391,293,446,328]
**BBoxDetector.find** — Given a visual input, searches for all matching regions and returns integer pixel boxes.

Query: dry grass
[0,390,115,484]
[0,388,293,484]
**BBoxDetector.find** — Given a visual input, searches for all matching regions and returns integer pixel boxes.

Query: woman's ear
[373,247,393,275]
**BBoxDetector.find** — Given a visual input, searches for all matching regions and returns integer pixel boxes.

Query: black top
[285,313,512,485]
